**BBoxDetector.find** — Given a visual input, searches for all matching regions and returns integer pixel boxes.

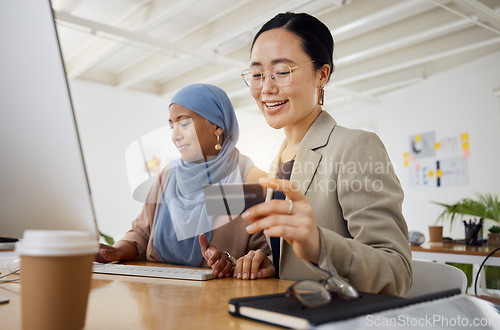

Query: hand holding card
[203,183,264,217]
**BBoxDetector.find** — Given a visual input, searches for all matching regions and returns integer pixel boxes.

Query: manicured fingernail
[257,271,262,278]
[242,211,249,218]
[246,224,254,233]
[243,273,248,279]
[250,273,255,280]
[218,272,223,278]
[213,270,218,277]
[237,273,242,279]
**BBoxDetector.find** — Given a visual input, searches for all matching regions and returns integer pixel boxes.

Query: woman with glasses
[96,83,272,279]
[238,12,412,296]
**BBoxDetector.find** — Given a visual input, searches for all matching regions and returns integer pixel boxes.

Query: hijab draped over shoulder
[153,84,254,266]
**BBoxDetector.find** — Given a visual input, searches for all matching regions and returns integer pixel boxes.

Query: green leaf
[431,193,500,228]
[99,231,115,245]
[489,225,500,233]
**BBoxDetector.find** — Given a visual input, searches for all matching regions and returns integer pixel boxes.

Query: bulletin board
[404,131,469,188]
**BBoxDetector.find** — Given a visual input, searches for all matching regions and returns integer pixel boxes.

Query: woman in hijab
[96,84,272,279]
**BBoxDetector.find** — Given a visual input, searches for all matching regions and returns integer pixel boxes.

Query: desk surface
[411,242,500,268]
[3,261,499,329]
[411,242,500,257]
[0,262,294,329]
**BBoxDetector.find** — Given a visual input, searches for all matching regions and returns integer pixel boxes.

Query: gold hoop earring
[215,135,222,151]
[318,86,325,106]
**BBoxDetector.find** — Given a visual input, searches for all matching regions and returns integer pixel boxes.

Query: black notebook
[228,288,461,329]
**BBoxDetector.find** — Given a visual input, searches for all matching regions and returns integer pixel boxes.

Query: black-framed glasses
[240,60,315,89]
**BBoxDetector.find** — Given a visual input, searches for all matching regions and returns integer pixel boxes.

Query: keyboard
[92,263,215,281]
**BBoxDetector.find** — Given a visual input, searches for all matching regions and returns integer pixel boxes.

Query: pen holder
[464,222,483,246]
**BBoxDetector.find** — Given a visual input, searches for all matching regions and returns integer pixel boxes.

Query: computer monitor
[0,1,99,241]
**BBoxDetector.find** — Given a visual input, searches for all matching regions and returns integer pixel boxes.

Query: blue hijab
[153,84,253,266]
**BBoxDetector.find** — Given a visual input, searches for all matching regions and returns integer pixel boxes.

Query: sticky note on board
[461,133,469,141]
[462,142,469,150]
[429,170,434,177]
[415,135,421,142]
[435,143,440,150]
[437,169,443,178]
[463,149,470,158]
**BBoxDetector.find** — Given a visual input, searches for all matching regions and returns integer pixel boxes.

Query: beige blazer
[267,111,412,296]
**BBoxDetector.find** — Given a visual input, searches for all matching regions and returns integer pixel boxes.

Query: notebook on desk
[228,288,461,328]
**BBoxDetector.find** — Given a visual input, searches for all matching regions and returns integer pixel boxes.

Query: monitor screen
[0,1,99,241]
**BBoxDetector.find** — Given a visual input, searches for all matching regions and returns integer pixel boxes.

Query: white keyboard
[92,263,215,281]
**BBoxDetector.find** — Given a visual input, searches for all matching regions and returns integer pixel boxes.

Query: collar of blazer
[267,111,338,197]
[300,111,337,150]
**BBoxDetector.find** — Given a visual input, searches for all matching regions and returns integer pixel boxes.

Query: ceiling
[51,0,500,112]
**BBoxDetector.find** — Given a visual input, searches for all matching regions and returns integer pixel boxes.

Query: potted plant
[432,193,500,245]
[433,193,500,225]
[488,225,500,247]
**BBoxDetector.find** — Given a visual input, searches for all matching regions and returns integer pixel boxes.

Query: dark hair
[251,12,334,81]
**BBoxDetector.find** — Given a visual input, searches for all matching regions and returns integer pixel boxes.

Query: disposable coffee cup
[428,225,443,243]
[16,230,98,330]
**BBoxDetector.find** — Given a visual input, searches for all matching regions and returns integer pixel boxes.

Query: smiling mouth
[176,144,190,150]
[264,100,288,108]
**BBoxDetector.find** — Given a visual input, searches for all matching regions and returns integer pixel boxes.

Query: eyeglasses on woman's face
[240,60,315,90]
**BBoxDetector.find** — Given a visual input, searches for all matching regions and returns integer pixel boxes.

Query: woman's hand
[234,249,275,280]
[242,177,321,263]
[199,233,233,278]
[95,241,137,263]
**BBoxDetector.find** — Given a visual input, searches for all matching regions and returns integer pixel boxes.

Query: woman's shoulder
[332,125,382,147]
[306,111,379,148]
[334,124,377,138]
[158,164,170,182]
[318,125,389,162]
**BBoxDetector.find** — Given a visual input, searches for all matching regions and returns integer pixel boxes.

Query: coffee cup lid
[16,230,99,256]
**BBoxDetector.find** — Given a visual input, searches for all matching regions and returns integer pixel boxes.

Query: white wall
[70,52,500,242]
[332,52,500,239]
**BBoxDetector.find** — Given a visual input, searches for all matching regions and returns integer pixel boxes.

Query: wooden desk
[411,242,500,296]
[3,262,499,329]
[411,242,500,266]
[0,263,294,329]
